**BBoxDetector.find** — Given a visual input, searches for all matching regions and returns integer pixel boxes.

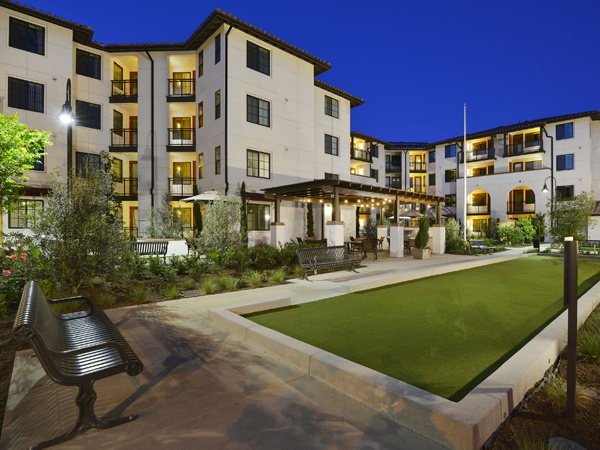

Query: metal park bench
[12,281,144,449]
[129,240,168,263]
[468,239,495,255]
[296,245,361,281]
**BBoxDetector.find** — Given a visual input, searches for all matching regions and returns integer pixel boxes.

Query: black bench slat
[468,239,495,255]
[12,281,143,449]
[129,240,168,263]
[296,246,361,280]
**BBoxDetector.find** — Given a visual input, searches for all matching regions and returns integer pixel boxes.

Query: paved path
[0,247,536,450]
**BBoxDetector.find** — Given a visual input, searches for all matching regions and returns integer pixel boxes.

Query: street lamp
[57,78,75,177]
[542,175,557,245]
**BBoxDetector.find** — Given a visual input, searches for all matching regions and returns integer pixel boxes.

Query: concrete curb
[208,263,600,450]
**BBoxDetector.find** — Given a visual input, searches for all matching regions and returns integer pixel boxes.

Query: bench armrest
[53,340,129,363]
[348,251,360,259]
[49,295,95,318]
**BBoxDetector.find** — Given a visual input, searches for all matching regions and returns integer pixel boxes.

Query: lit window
[8,199,43,229]
[247,149,270,179]
[198,153,204,179]
[198,50,204,77]
[198,102,204,128]
[247,204,270,230]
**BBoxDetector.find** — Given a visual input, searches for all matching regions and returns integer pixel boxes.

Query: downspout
[145,50,155,208]
[224,24,234,195]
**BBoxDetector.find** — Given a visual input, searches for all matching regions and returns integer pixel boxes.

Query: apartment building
[384,111,600,239]
[0,2,368,244]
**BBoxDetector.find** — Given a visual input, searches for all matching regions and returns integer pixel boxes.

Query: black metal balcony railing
[168,177,195,197]
[409,161,426,172]
[113,178,138,197]
[467,204,490,215]
[111,80,138,98]
[168,78,195,97]
[506,140,542,156]
[168,128,195,146]
[507,201,535,213]
[385,162,402,172]
[123,227,138,238]
[466,148,495,162]
[351,147,372,162]
[110,128,138,147]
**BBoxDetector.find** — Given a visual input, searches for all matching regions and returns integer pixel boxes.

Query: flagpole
[463,103,467,241]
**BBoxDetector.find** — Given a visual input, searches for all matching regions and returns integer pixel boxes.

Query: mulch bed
[488,351,600,450]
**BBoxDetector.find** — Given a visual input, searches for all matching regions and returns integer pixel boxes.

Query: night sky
[18,0,600,143]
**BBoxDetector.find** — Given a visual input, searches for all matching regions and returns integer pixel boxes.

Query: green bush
[218,275,238,292]
[169,255,188,275]
[269,268,287,284]
[414,217,430,249]
[181,279,195,290]
[445,237,469,255]
[147,255,176,282]
[201,277,217,295]
[97,292,116,307]
[164,285,180,300]
[516,218,536,243]
[544,376,590,412]
[247,270,263,288]
[0,294,7,316]
[132,286,148,303]
[577,327,600,364]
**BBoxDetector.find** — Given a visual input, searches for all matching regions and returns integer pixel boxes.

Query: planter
[411,247,431,259]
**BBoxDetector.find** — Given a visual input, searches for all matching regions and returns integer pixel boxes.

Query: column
[430,224,446,254]
[377,225,387,250]
[270,222,285,248]
[389,223,404,258]
[327,221,345,247]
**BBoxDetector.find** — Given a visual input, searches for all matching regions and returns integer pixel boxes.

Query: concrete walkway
[0,247,536,450]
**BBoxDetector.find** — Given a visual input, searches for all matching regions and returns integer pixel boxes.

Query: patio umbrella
[404,210,423,218]
[180,190,223,202]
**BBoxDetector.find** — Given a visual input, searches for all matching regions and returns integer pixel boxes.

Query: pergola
[263,179,448,224]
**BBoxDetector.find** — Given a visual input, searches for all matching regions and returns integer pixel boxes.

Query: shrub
[0,294,6,316]
[445,218,460,241]
[414,217,430,249]
[509,428,555,450]
[169,255,188,275]
[544,376,590,412]
[247,271,263,288]
[516,217,536,243]
[0,238,41,302]
[269,268,287,284]
[164,285,180,300]
[201,277,217,295]
[147,255,176,282]
[50,299,83,314]
[202,195,243,251]
[294,265,305,278]
[132,286,148,303]
[578,327,600,364]
[146,192,185,238]
[218,275,238,292]
[185,255,208,280]
[364,217,377,238]
[97,293,116,307]
[445,237,469,255]
[181,279,195,290]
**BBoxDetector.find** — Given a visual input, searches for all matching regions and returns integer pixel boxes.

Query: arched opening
[507,186,536,220]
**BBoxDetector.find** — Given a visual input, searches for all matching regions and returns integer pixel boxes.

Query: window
[556,122,573,140]
[247,41,270,75]
[325,173,339,180]
[445,194,456,207]
[215,34,221,64]
[9,17,44,55]
[32,149,44,171]
[198,50,204,77]
[371,168,379,182]
[113,157,123,178]
[247,204,270,230]
[556,185,574,199]
[76,152,101,176]
[113,110,123,134]
[8,199,43,229]
[173,208,191,228]
[198,102,203,128]
[429,173,436,186]
[389,176,401,188]
[325,134,339,156]
[525,132,540,147]
[445,169,456,182]
[8,77,44,113]
[325,95,339,118]
[215,90,221,119]
[429,151,436,163]
[525,160,542,170]
[473,167,487,176]
[247,95,270,127]
[215,146,221,175]
[371,144,378,158]
[247,149,270,179]
[385,177,390,187]
[556,154,574,171]
[198,153,204,179]
[113,63,123,81]
[445,144,456,158]
[512,162,523,172]
[473,141,488,153]
[76,100,101,129]
[76,49,101,80]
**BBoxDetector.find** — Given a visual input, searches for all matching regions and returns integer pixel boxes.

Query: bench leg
[32,380,138,450]
[348,263,358,273]
[301,268,311,282]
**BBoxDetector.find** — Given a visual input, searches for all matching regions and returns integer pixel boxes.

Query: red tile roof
[314,79,364,108]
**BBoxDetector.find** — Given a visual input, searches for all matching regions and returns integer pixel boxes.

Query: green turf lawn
[245,256,600,402]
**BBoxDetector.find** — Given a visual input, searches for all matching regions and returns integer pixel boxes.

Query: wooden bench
[296,246,361,281]
[468,239,495,255]
[12,281,144,449]
[129,240,168,263]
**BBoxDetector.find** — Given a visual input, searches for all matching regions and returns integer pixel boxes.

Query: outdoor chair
[296,237,303,244]
[362,237,378,260]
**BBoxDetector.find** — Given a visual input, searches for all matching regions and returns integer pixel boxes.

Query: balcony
[113,178,138,198]
[386,162,402,173]
[109,129,138,152]
[167,78,195,102]
[351,147,372,163]
[168,177,195,197]
[167,128,195,152]
[506,141,543,157]
[507,201,535,214]
[466,148,495,162]
[409,161,426,173]
[110,80,138,103]
[467,204,490,215]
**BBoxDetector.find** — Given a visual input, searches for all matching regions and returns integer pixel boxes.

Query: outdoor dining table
[345,240,364,254]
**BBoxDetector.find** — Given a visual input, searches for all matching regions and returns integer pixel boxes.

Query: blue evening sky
[22,0,600,143]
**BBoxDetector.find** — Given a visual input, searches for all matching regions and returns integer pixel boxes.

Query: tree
[548,191,596,245]
[201,195,242,251]
[306,202,315,237]
[30,152,133,293]
[0,114,52,215]
[415,216,430,249]
[192,184,202,236]
[147,192,185,238]
[239,182,248,246]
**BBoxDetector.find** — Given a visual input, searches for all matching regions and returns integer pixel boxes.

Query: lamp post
[541,125,554,243]
[542,175,557,244]
[58,78,75,179]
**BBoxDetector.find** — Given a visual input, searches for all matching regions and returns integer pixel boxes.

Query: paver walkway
[1,247,536,450]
